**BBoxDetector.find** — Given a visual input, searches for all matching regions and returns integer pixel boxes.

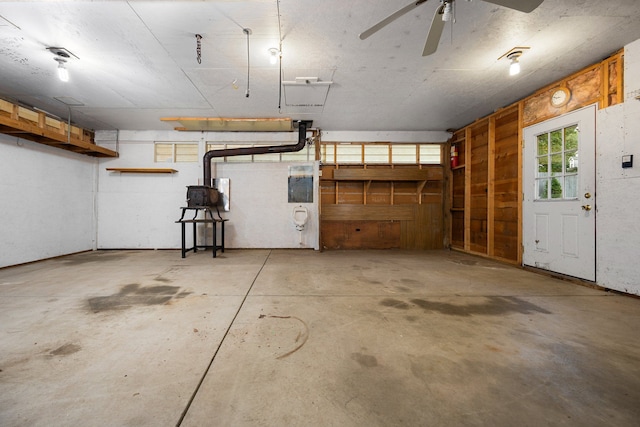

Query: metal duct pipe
[203,121,308,187]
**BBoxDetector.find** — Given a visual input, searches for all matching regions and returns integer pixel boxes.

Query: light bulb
[506,51,522,76]
[54,59,69,82]
[509,58,520,76]
[442,2,452,22]
[268,48,280,65]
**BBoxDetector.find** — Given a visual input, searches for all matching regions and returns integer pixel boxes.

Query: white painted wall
[0,134,96,268]
[595,38,640,295]
[214,162,319,249]
[95,130,319,250]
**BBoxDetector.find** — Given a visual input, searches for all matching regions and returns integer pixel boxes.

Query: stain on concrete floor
[49,343,81,356]
[380,296,551,316]
[87,283,192,313]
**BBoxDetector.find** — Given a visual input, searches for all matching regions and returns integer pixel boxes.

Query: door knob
[581,204,592,211]
[584,192,592,199]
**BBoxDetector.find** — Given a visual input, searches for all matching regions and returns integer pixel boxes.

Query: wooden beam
[487,117,496,257]
[464,127,472,252]
[517,101,524,265]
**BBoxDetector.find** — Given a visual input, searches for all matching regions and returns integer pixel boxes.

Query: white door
[523,105,596,281]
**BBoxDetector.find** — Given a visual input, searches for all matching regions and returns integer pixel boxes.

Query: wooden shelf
[106,168,178,174]
[331,168,442,181]
[0,98,118,158]
[452,164,466,171]
[450,208,465,212]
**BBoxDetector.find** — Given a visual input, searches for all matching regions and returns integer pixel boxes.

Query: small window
[419,145,441,164]
[391,144,417,164]
[154,143,173,163]
[154,142,198,163]
[336,144,362,164]
[322,144,336,164]
[175,144,198,162]
[364,145,390,164]
[321,142,442,165]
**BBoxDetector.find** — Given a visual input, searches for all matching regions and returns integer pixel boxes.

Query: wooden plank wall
[492,108,520,261]
[469,123,488,254]
[320,164,444,250]
[448,50,624,264]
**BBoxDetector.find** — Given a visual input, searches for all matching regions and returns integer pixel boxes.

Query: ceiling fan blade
[422,4,446,56]
[481,0,544,13]
[359,0,429,40]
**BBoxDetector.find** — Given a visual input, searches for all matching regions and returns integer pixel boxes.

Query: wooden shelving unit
[320,164,444,250]
[0,98,118,158]
[323,166,443,206]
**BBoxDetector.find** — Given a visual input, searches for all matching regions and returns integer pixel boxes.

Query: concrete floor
[1,249,639,427]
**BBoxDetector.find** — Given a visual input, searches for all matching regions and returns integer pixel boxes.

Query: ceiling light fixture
[54,57,69,82]
[47,47,78,83]
[442,1,453,22]
[268,47,280,65]
[507,51,522,76]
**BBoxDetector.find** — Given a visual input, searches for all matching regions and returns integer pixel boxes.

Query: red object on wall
[450,144,459,168]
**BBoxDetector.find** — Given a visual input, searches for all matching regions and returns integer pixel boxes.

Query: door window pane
[550,177,563,199]
[537,179,548,199]
[565,150,578,173]
[550,130,563,153]
[537,134,548,156]
[537,156,548,176]
[551,154,563,175]
[565,125,578,150]
[564,175,578,198]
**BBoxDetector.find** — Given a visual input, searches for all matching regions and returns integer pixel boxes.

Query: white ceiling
[1,0,640,133]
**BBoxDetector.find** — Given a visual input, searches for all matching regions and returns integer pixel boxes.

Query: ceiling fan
[359,0,544,56]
